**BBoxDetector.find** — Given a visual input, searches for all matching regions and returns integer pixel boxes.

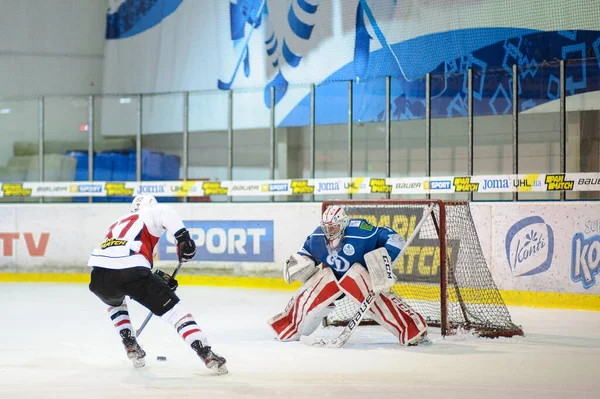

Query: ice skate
[191,340,228,375]
[120,329,146,368]
[408,331,432,346]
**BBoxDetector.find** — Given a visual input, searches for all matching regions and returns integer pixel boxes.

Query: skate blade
[408,332,432,346]
[207,360,228,375]
[132,357,146,368]
[420,335,433,345]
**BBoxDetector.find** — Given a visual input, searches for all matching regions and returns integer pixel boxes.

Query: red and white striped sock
[161,302,209,347]
[108,300,134,337]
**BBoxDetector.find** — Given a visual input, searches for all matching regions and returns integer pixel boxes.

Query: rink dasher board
[0,202,598,308]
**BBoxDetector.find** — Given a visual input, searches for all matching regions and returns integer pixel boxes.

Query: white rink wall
[0,203,321,276]
[0,202,599,296]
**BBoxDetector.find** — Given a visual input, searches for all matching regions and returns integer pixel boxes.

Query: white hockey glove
[364,247,396,294]
[283,253,319,284]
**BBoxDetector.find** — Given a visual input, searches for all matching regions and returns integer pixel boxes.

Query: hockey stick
[218,0,267,90]
[135,260,184,338]
[300,203,435,348]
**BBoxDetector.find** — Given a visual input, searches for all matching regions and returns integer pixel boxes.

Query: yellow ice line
[1,273,598,311]
[0,273,301,291]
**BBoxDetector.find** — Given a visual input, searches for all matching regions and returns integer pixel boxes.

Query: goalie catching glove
[283,253,319,284]
[175,228,196,262]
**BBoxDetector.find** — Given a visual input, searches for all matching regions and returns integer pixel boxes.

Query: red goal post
[322,199,523,338]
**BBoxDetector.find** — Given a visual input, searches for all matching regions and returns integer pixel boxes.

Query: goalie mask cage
[323,199,523,338]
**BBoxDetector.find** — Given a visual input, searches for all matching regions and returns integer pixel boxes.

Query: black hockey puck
[157,356,167,361]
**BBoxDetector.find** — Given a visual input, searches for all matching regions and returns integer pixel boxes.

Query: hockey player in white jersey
[88,195,227,374]
[268,204,428,346]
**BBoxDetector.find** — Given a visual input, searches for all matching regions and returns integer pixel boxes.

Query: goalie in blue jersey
[268,204,428,345]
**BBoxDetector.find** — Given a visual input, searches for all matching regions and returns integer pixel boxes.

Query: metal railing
[0,58,597,203]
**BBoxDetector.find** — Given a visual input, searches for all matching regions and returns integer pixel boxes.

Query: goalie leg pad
[338,263,427,346]
[372,292,428,346]
[338,263,374,303]
[268,267,342,341]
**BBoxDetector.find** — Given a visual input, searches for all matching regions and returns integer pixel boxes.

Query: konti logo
[505,216,554,276]
[571,232,600,289]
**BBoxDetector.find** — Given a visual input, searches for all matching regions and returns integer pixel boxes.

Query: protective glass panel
[275,84,311,202]
[141,93,184,204]
[189,90,229,203]
[0,98,38,203]
[566,58,600,200]
[473,68,513,201]
[44,96,89,203]
[430,71,469,200]
[352,77,386,200]
[390,76,427,200]
[232,88,270,202]
[315,81,349,200]
[92,95,138,203]
[517,61,561,200]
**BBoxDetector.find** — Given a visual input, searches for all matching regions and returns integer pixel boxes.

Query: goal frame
[322,199,524,338]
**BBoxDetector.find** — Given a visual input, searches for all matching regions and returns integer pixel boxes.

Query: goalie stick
[135,261,184,338]
[300,203,435,348]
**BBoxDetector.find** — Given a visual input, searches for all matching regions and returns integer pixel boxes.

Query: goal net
[324,199,523,338]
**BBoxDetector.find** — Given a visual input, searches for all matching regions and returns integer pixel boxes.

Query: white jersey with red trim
[87,204,185,270]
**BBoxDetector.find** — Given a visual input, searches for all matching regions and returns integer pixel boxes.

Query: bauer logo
[571,232,600,289]
[158,220,274,262]
[505,216,554,277]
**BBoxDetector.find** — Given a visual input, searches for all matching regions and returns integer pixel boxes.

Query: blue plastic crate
[142,150,164,181]
[64,151,89,181]
[162,154,181,180]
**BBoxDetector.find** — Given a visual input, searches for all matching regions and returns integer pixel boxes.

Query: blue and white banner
[158,220,274,262]
[103,0,600,129]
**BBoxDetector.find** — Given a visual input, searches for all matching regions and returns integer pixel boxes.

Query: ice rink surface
[0,283,599,399]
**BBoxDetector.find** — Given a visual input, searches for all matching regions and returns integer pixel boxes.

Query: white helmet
[131,194,157,213]
[321,205,349,247]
